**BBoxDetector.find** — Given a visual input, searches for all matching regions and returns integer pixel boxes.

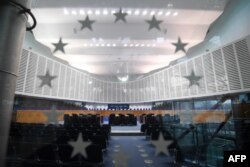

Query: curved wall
[15,36,250,103]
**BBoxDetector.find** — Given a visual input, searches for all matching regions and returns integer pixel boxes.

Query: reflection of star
[68,133,92,158]
[172,37,188,53]
[151,133,173,156]
[52,37,68,54]
[114,8,128,23]
[37,70,57,88]
[184,70,202,87]
[78,15,95,31]
[44,105,63,124]
[112,150,129,167]
[145,15,163,31]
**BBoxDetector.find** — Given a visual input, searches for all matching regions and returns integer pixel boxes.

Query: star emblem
[44,105,63,124]
[113,8,128,23]
[145,15,163,31]
[37,70,57,88]
[172,37,188,53]
[52,37,68,54]
[78,15,95,31]
[112,150,129,167]
[184,70,202,87]
[151,133,173,156]
[68,133,92,158]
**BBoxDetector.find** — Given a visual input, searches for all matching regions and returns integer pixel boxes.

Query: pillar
[0,0,32,166]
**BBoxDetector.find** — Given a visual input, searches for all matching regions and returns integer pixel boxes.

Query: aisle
[103,136,178,167]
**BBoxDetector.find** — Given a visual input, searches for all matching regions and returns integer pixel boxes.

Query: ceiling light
[118,75,129,82]
[124,44,128,47]
[79,10,85,15]
[112,44,117,47]
[83,44,88,47]
[146,44,151,47]
[150,11,155,15]
[64,8,69,15]
[135,44,139,47]
[173,12,178,16]
[71,10,77,15]
[95,10,100,15]
[88,81,92,84]
[165,11,171,16]
[111,9,116,14]
[99,38,103,42]
[134,10,140,15]
[89,44,93,47]
[101,43,105,47]
[107,43,111,47]
[168,3,173,7]
[152,44,156,47]
[157,11,163,16]
[95,44,99,47]
[87,10,93,15]
[141,44,145,47]
[142,10,148,15]
[127,10,132,15]
[103,9,108,15]
[130,44,134,47]
[156,37,165,43]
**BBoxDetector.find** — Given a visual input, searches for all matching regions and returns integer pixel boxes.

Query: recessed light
[142,10,148,15]
[146,44,151,47]
[130,44,134,47]
[89,44,93,47]
[71,10,77,15]
[87,10,93,15]
[165,11,171,16]
[112,44,117,47]
[127,10,132,15]
[141,44,145,47]
[173,12,178,16]
[95,44,100,47]
[134,10,140,15]
[150,11,155,15]
[107,43,111,47]
[83,44,88,47]
[103,9,108,15]
[168,3,173,7]
[135,44,139,47]
[64,8,69,15]
[152,44,156,47]
[158,11,163,16]
[95,10,100,15]
[79,10,85,15]
[124,44,128,47]
[111,9,116,14]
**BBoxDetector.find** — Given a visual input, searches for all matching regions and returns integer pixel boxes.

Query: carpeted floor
[103,136,178,167]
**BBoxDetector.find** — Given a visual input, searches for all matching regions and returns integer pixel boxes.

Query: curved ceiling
[30,0,228,81]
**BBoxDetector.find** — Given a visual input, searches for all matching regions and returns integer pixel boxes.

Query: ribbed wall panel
[52,62,60,97]
[16,50,28,92]
[70,70,76,99]
[223,45,241,90]
[34,56,46,95]
[58,65,66,98]
[64,68,71,98]
[203,53,217,93]
[194,57,206,94]
[43,59,53,96]
[235,39,250,89]
[212,49,228,92]
[24,53,37,94]
[16,35,250,103]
